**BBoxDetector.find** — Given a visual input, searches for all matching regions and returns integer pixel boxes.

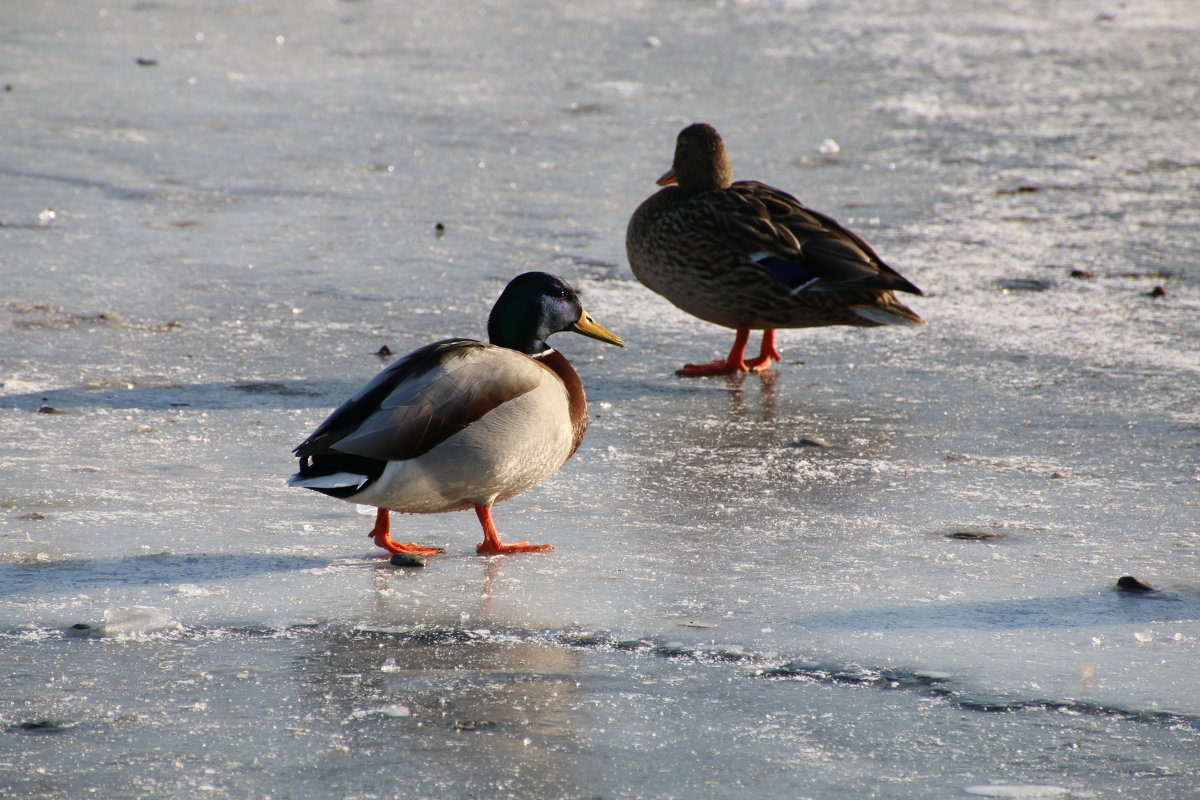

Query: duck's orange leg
[368,508,445,556]
[474,504,553,555]
[743,329,781,372]
[677,327,753,376]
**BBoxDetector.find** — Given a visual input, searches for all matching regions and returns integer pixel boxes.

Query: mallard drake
[627,123,924,376]
[288,272,624,556]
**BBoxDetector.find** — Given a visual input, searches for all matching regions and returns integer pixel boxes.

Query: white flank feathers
[852,306,925,327]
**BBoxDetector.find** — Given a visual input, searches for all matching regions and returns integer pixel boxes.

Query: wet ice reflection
[2,625,1197,799]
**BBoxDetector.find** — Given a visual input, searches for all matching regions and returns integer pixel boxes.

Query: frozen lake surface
[3,1,1198,797]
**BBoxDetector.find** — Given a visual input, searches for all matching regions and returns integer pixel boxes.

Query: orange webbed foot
[675,359,749,376]
[375,537,447,557]
[741,355,777,373]
[742,330,781,372]
[476,540,554,556]
[473,504,553,556]
[367,508,445,557]
[676,328,769,376]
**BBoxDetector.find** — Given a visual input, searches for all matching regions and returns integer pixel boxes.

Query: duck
[627,123,924,376]
[288,272,624,556]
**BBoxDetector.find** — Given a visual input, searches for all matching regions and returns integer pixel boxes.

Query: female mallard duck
[288,272,623,556]
[627,123,924,376]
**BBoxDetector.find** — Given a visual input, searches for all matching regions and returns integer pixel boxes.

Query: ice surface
[2,0,1198,798]
[964,787,1069,799]
[101,605,182,637]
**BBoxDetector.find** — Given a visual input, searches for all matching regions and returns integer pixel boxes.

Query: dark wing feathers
[332,359,537,462]
[293,339,538,463]
[694,181,922,296]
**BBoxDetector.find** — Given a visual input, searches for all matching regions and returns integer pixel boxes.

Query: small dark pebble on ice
[996,185,1040,195]
[389,552,426,568]
[11,719,74,733]
[375,344,394,357]
[946,530,1004,540]
[434,222,445,237]
[452,719,495,732]
[135,57,158,66]
[19,512,46,520]
[1069,269,1095,279]
[1116,575,1155,593]
[790,437,830,448]
[36,405,64,414]
[1147,285,1167,298]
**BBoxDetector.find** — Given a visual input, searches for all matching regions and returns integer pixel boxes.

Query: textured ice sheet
[2,0,1198,798]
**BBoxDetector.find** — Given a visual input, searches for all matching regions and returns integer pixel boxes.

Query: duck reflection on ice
[290,620,584,798]
[618,369,912,542]
[724,369,781,422]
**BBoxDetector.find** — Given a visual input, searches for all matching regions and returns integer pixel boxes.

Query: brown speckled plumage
[627,123,924,374]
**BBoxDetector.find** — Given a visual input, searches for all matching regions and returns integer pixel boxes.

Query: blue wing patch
[752,253,821,294]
